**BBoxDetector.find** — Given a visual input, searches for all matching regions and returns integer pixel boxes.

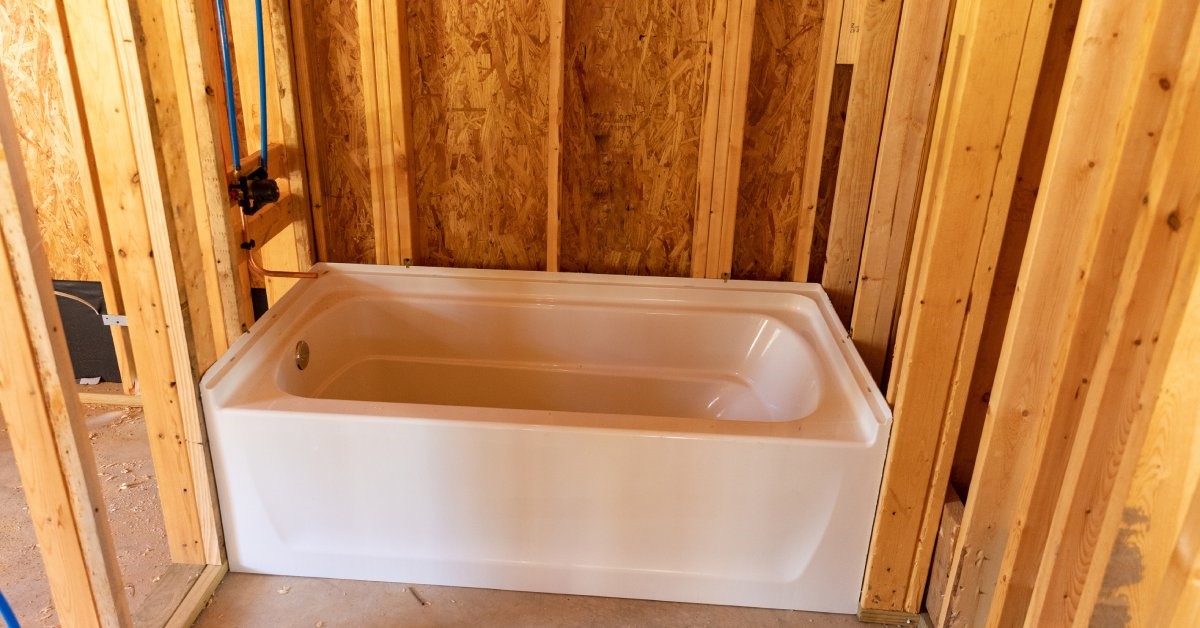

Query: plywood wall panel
[731,0,826,281]
[0,0,97,281]
[305,0,375,263]
[408,0,550,270]
[560,1,713,276]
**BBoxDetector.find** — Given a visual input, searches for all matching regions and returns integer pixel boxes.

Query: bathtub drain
[295,340,310,370]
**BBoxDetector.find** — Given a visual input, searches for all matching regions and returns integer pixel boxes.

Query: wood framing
[545,0,565,272]
[286,1,327,262]
[789,0,844,283]
[924,490,962,627]
[381,0,418,266]
[357,0,417,266]
[132,564,205,627]
[726,0,837,282]
[691,0,735,277]
[266,0,316,279]
[133,0,226,373]
[5,0,140,394]
[1098,257,1200,625]
[692,0,757,279]
[270,0,316,292]
[940,1,1200,624]
[709,0,758,279]
[836,0,863,64]
[357,0,388,267]
[848,0,952,379]
[60,0,222,565]
[859,0,1056,615]
[79,389,145,407]
[820,0,901,322]
[163,564,228,628]
[164,0,252,341]
[224,0,316,302]
[1026,45,1200,623]
[0,69,131,628]
[948,0,1081,495]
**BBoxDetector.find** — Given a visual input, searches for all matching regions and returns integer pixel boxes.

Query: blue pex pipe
[213,0,241,172]
[0,589,19,628]
[255,0,268,171]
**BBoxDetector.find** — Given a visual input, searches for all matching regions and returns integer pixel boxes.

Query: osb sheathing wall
[411,0,550,271]
[303,0,376,264]
[0,0,98,281]
[561,2,711,276]
[302,0,836,278]
[732,0,827,281]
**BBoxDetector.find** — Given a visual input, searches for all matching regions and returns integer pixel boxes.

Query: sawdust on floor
[194,573,901,628]
[0,399,171,627]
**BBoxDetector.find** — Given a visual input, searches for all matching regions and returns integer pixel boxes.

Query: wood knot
[1167,210,1182,231]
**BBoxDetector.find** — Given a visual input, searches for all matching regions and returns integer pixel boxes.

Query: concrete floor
[0,397,171,627]
[196,574,897,627]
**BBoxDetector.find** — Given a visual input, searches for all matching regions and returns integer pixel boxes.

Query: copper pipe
[239,207,318,280]
[248,254,318,279]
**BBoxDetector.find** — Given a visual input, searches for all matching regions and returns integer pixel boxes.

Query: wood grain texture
[227,0,315,300]
[1153,481,1200,627]
[63,0,220,564]
[701,0,757,280]
[359,0,419,266]
[133,0,223,374]
[132,563,203,627]
[1096,265,1200,627]
[848,0,953,380]
[836,0,862,64]
[1025,12,1200,623]
[730,0,827,281]
[560,1,713,276]
[408,0,550,270]
[0,0,98,282]
[949,0,1078,497]
[382,0,419,265]
[169,0,252,339]
[690,0,734,278]
[306,0,375,263]
[355,0,389,266]
[926,490,963,628]
[0,71,130,627]
[821,0,901,323]
[789,0,842,283]
[164,564,227,628]
[942,2,1198,625]
[545,0,565,271]
[860,0,1056,614]
[3,0,137,390]
[288,0,327,261]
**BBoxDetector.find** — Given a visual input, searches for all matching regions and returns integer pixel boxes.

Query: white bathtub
[200,263,891,613]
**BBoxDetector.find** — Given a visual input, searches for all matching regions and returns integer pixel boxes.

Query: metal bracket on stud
[102,314,129,327]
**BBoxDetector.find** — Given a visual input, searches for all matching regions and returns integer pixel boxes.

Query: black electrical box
[53,280,122,383]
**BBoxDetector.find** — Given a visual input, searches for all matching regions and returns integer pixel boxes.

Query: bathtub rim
[200,263,892,439]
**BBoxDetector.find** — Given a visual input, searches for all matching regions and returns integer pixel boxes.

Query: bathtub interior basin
[200,264,892,613]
